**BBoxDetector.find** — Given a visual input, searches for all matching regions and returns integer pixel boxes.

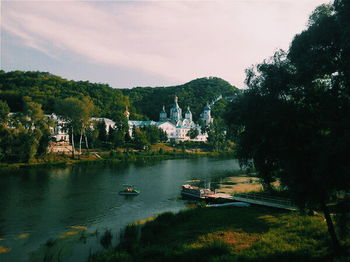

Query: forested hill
[122,77,239,121]
[0,71,239,121]
[0,70,130,120]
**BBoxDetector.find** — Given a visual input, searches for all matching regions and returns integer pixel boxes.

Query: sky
[1,0,329,89]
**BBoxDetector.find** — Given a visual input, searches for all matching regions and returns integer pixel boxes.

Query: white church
[127,96,213,142]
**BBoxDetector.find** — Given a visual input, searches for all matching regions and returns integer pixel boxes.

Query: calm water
[0,157,240,261]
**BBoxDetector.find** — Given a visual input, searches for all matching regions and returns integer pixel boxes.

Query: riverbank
[0,158,241,261]
[0,150,235,171]
[90,205,347,262]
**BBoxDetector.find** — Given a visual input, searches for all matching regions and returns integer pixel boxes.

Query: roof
[204,104,211,110]
[128,120,157,126]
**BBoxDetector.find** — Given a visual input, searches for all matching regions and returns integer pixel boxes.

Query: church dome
[159,105,167,121]
[204,103,211,110]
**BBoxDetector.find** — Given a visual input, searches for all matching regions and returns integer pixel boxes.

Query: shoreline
[89,204,341,262]
[0,151,235,172]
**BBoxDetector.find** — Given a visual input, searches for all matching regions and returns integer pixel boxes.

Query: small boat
[181,184,234,203]
[181,184,214,200]
[119,184,140,196]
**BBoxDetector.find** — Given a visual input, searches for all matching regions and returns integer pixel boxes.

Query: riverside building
[127,96,213,142]
[50,96,213,143]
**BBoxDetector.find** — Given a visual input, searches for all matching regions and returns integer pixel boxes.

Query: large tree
[55,97,94,158]
[226,1,350,252]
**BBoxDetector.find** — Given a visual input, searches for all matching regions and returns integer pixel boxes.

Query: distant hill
[0,71,239,121]
[122,77,240,121]
[0,70,129,120]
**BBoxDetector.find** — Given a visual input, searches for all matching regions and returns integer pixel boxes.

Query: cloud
[2,0,328,88]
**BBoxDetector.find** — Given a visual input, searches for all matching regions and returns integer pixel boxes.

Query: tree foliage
[0,72,238,123]
[122,77,239,121]
[187,128,199,139]
[225,0,350,251]
[0,99,51,162]
[55,97,95,157]
[0,71,129,120]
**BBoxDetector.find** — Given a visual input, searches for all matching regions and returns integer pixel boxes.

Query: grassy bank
[90,206,349,262]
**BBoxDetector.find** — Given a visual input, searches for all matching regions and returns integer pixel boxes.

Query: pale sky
[1,0,329,89]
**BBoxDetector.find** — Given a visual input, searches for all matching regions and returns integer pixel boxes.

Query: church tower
[185,106,192,121]
[170,96,182,123]
[200,103,213,126]
[159,105,167,121]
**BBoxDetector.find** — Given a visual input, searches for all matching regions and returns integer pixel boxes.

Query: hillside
[0,71,239,121]
[123,77,239,121]
[0,70,129,120]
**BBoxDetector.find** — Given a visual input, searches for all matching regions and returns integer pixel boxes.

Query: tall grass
[90,205,344,262]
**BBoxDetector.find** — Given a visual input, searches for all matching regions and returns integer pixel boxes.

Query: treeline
[91,121,167,150]
[0,71,238,121]
[0,96,169,162]
[225,0,350,253]
[0,98,51,162]
[0,71,238,162]
[123,77,239,121]
[0,71,130,121]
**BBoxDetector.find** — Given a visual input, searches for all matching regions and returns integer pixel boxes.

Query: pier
[232,193,297,211]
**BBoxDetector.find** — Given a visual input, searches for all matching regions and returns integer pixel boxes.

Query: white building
[91,117,116,131]
[127,96,213,142]
[48,114,69,142]
[49,96,214,143]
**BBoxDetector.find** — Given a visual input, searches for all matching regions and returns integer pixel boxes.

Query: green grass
[90,206,347,262]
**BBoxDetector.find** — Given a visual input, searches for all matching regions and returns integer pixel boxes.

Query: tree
[0,100,10,124]
[206,118,227,152]
[78,96,94,154]
[0,100,12,161]
[0,98,52,163]
[225,1,350,250]
[112,112,129,147]
[55,97,94,158]
[97,120,108,143]
[133,128,149,150]
[187,128,199,139]
[21,98,51,162]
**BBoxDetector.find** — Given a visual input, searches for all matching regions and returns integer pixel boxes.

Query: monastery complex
[51,96,214,143]
[127,96,213,142]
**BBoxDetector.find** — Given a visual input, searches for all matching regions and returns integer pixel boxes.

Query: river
[0,157,240,261]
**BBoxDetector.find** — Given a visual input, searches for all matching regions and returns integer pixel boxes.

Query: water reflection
[0,157,240,261]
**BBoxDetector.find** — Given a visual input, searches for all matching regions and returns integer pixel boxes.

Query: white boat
[181,184,214,200]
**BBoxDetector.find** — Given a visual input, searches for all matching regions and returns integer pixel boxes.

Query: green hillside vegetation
[225,0,350,253]
[0,71,130,121]
[122,77,239,121]
[0,72,238,163]
[0,71,238,122]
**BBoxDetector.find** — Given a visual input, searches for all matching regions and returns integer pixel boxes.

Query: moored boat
[119,184,140,195]
[181,184,214,200]
[181,184,234,203]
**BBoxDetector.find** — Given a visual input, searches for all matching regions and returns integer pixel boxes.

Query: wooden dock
[205,191,297,210]
[232,193,297,211]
